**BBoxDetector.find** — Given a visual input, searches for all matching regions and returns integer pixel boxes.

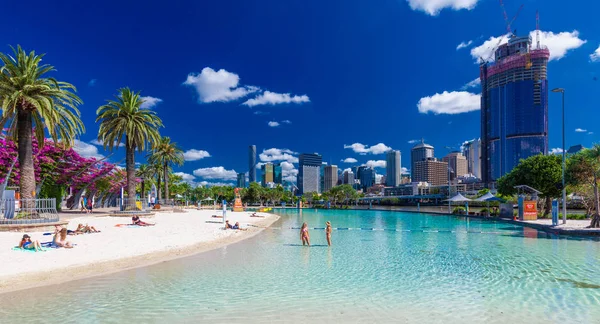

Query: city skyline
[2,0,598,187]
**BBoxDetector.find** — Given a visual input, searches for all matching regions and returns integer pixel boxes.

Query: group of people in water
[300,221,332,246]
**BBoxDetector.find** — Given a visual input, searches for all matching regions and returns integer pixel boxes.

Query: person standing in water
[325,221,332,246]
[300,222,310,246]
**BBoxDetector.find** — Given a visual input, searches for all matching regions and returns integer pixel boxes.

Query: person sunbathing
[55,225,78,235]
[53,228,73,248]
[232,222,247,231]
[225,220,234,229]
[19,234,43,252]
[76,223,101,234]
[132,215,155,226]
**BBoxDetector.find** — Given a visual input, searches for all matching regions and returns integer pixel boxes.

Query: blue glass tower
[480,35,549,184]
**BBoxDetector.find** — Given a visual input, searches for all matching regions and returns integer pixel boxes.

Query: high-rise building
[480,34,549,184]
[463,139,482,179]
[411,140,434,182]
[274,163,282,184]
[297,153,322,194]
[236,173,246,188]
[342,170,355,185]
[359,166,375,190]
[414,158,448,186]
[323,165,338,192]
[385,150,401,187]
[261,163,274,187]
[320,162,327,194]
[248,145,257,183]
[442,152,468,180]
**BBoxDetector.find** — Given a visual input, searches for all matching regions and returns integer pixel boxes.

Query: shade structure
[475,192,505,202]
[444,193,472,202]
[202,197,214,201]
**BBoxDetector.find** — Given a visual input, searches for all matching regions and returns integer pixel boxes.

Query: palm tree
[148,136,184,202]
[96,88,162,205]
[136,163,157,200]
[0,45,84,200]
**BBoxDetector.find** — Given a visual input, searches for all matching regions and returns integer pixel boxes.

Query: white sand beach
[0,210,279,294]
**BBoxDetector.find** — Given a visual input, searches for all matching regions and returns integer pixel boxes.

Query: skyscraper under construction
[480,34,549,184]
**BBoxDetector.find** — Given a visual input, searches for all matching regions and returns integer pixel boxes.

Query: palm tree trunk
[125,137,136,209]
[157,173,162,202]
[141,180,145,201]
[164,163,169,203]
[17,110,35,201]
[590,174,600,228]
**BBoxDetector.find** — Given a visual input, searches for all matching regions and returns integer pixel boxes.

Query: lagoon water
[1,209,599,323]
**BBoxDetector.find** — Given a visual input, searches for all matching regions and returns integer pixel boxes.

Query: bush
[480,208,489,215]
[452,207,466,215]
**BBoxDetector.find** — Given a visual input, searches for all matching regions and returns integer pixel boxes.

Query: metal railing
[0,198,59,224]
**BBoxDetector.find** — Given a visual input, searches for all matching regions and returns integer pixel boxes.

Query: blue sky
[2,0,599,186]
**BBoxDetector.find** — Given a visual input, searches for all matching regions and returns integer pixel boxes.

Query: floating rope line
[270,227,519,235]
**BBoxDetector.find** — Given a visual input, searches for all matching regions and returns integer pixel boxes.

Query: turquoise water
[1,209,600,324]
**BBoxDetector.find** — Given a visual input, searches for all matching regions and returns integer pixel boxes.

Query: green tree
[148,136,184,201]
[566,146,600,228]
[0,46,84,199]
[136,164,156,200]
[497,154,562,216]
[96,88,163,202]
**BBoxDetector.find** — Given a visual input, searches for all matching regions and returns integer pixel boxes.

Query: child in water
[300,222,310,246]
[325,221,332,246]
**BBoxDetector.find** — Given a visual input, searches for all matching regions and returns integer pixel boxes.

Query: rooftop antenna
[536,10,540,49]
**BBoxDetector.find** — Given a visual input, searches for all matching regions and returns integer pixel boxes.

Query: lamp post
[552,88,567,225]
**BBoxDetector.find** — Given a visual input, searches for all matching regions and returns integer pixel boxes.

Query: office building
[480,34,549,183]
[411,140,434,182]
[567,144,584,154]
[320,162,327,194]
[324,165,338,192]
[413,158,448,186]
[359,166,375,190]
[236,173,246,188]
[297,153,322,194]
[342,170,355,185]
[385,150,402,187]
[442,152,468,180]
[248,145,257,183]
[274,163,282,184]
[261,163,274,187]
[463,139,482,179]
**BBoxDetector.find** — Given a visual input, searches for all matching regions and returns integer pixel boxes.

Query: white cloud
[341,157,358,163]
[259,148,298,163]
[471,30,586,62]
[253,111,269,115]
[550,148,564,155]
[243,91,310,107]
[591,45,600,62]
[456,40,473,50]
[88,79,97,87]
[417,91,480,115]
[140,96,163,109]
[461,77,480,90]
[375,174,384,183]
[575,128,587,133]
[183,67,258,103]
[365,160,387,169]
[406,0,479,16]
[408,139,420,144]
[342,168,352,173]
[470,34,510,62]
[193,166,237,180]
[282,120,292,124]
[401,167,409,174]
[268,121,280,127]
[73,140,104,159]
[90,139,125,148]
[589,132,594,135]
[174,172,195,182]
[343,143,391,155]
[183,149,211,161]
[280,161,298,183]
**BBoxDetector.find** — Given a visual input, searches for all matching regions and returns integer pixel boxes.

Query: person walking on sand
[300,222,310,246]
[325,221,332,246]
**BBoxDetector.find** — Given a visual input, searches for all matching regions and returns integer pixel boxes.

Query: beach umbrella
[475,192,505,216]
[444,193,472,214]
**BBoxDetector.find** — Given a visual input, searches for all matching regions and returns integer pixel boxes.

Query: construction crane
[481,1,524,64]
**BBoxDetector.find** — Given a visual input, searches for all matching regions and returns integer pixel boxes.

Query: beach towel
[115,224,141,227]
[12,246,49,252]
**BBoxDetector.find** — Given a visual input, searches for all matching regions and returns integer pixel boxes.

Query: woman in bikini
[325,221,332,246]
[53,228,73,248]
[132,215,154,226]
[19,234,43,252]
[300,222,310,246]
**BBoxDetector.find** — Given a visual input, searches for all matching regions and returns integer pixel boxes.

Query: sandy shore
[0,210,279,294]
